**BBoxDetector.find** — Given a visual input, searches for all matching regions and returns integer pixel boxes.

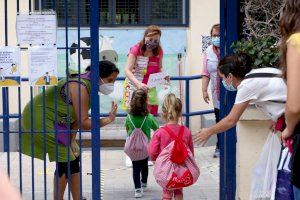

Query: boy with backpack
[149,93,200,200]
[124,89,159,198]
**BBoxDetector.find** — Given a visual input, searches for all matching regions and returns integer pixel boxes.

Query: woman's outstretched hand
[108,102,118,123]
[193,128,211,146]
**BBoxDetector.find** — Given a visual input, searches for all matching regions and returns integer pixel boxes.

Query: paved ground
[0,147,219,200]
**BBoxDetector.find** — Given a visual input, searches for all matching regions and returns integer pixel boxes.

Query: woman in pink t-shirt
[123,25,168,115]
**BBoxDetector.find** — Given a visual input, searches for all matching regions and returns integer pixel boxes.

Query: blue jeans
[294,186,300,200]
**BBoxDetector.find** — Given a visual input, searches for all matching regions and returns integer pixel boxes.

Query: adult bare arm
[125,54,148,90]
[202,76,210,104]
[69,82,117,131]
[193,101,249,146]
[283,44,300,139]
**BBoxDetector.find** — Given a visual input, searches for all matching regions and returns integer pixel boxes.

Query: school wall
[187,0,220,132]
[0,0,31,116]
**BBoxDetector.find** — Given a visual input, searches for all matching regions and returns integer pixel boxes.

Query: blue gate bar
[77,0,84,199]
[64,0,72,199]
[185,80,190,127]
[220,0,240,199]
[30,87,35,200]
[54,86,59,200]
[3,1,10,175]
[90,0,101,199]
[18,86,23,193]
[20,75,203,82]
[42,87,47,200]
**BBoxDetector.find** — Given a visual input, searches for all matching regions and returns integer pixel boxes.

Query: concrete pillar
[236,106,271,199]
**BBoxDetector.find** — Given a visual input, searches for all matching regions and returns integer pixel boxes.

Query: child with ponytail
[149,93,195,200]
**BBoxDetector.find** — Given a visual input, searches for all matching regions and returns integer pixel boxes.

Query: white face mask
[99,78,114,95]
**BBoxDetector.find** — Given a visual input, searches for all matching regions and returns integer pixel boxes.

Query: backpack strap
[244,73,286,104]
[128,115,136,129]
[128,115,147,129]
[163,125,185,142]
[140,116,148,129]
[178,126,185,140]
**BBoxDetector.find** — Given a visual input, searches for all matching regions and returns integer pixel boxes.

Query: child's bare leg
[174,194,183,200]
[174,189,183,200]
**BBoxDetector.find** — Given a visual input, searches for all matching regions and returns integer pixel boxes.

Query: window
[35,0,189,27]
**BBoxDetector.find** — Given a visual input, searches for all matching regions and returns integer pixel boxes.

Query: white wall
[236,107,273,200]
[0,0,32,115]
[187,0,220,132]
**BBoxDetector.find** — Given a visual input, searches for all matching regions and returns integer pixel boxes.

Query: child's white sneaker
[141,182,147,192]
[135,188,143,198]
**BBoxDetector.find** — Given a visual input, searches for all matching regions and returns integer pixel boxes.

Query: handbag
[55,122,70,146]
[274,146,294,200]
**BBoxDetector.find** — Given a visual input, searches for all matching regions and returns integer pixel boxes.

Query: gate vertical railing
[90,0,101,199]
[76,0,84,199]
[2,0,10,178]
[220,0,241,199]
[0,1,220,199]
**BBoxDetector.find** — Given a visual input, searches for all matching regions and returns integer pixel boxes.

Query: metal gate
[0,0,103,199]
[0,0,241,199]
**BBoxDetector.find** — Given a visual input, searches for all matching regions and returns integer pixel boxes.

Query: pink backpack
[124,115,149,161]
[153,126,200,189]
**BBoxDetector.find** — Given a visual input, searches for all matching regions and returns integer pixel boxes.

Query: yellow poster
[0,47,21,87]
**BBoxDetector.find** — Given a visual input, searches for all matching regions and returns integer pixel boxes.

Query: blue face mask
[222,80,237,91]
[211,37,220,47]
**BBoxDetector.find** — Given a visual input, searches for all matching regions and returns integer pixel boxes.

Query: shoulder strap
[140,116,148,129]
[269,100,286,104]
[244,73,282,79]
[163,126,178,141]
[163,126,185,142]
[128,115,136,129]
[178,126,185,140]
[244,73,286,104]
[128,115,148,129]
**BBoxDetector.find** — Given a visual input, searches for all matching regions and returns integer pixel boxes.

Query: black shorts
[55,156,80,178]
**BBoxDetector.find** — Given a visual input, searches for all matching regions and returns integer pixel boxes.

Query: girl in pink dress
[149,93,194,200]
[122,25,169,115]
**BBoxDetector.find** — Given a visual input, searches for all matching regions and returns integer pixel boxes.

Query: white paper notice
[28,46,58,86]
[17,14,57,45]
[147,72,167,88]
[0,47,21,87]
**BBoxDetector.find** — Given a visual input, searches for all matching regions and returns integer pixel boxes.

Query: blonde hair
[162,93,182,122]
